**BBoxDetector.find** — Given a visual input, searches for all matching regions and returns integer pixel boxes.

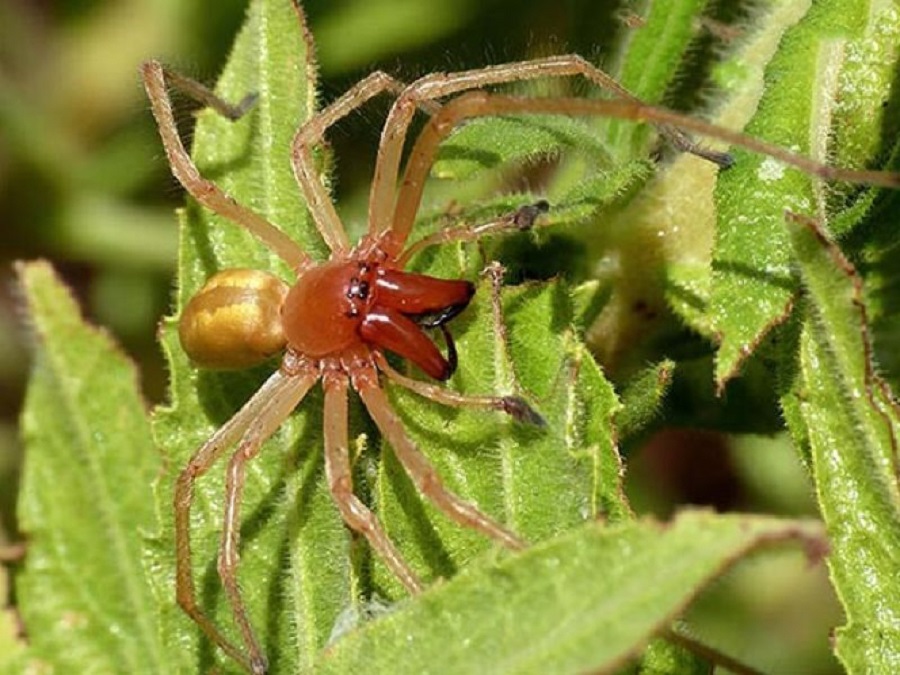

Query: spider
[141,52,897,674]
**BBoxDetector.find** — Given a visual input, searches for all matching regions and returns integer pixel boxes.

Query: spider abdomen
[179,268,289,369]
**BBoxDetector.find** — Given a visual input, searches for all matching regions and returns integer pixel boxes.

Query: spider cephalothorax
[282,258,474,380]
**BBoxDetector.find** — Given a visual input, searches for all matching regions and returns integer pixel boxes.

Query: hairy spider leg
[141,61,309,271]
[219,369,319,673]
[366,54,730,246]
[360,386,527,550]
[322,366,423,593]
[174,366,319,675]
[289,72,413,254]
[387,91,900,258]
[352,360,526,550]
[397,200,549,267]
[289,71,447,255]
[374,352,545,427]
[158,66,259,121]
[365,55,900,254]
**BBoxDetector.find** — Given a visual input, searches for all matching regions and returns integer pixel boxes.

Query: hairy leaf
[316,512,825,674]
[602,0,709,159]
[662,0,814,338]
[785,214,900,672]
[375,275,626,593]
[15,261,168,672]
[434,114,614,181]
[147,2,347,673]
[711,0,900,387]
[617,359,675,442]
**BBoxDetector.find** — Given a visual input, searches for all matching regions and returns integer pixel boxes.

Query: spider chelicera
[142,52,897,674]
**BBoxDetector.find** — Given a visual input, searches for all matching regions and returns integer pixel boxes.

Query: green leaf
[15,261,167,672]
[784,214,900,672]
[827,6,900,236]
[585,0,805,369]
[603,0,708,158]
[710,0,900,387]
[148,2,348,673]
[375,276,626,592]
[315,511,825,674]
[434,114,614,181]
[617,359,675,442]
[638,633,710,675]
[611,0,706,103]
[661,0,820,338]
[569,0,714,360]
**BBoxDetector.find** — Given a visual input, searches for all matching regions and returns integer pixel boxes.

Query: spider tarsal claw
[230,92,260,120]
[250,655,268,675]
[500,396,546,427]
[512,200,550,230]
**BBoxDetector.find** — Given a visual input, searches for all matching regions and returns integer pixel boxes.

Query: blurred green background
[0,0,840,672]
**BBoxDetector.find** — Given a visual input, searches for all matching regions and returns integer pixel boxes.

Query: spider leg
[355,371,526,551]
[373,352,544,426]
[291,74,399,255]
[322,367,423,593]
[384,90,900,256]
[397,200,549,265]
[141,60,310,271]
[174,366,318,674]
[366,54,728,245]
[152,64,258,120]
[289,71,439,255]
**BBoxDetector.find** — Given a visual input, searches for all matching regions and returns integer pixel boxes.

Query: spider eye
[179,269,289,369]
